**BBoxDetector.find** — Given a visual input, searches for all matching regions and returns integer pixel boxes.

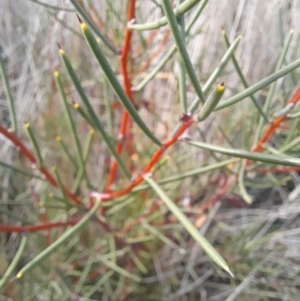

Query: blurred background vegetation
[1,0,300,300]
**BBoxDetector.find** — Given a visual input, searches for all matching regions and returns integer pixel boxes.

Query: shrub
[1,1,300,300]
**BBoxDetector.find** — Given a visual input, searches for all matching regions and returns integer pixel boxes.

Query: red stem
[0,125,82,205]
[256,166,300,173]
[93,118,194,200]
[250,115,286,154]
[247,87,300,166]
[106,0,136,191]
[0,217,80,233]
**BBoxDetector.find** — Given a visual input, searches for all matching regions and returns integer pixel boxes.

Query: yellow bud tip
[49,193,53,197]
[59,49,65,56]
[24,122,30,129]
[55,136,61,142]
[54,71,59,77]
[16,272,23,279]
[38,201,44,208]
[73,103,80,109]
[89,129,95,135]
[216,82,225,92]
[51,166,56,172]
[81,23,87,31]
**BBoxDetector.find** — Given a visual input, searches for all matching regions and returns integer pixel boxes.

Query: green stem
[196,83,225,121]
[133,0,209,92]
[29,0,75,12]
[80,21,162,146]
[161,0,205,103]
[254,29,294,144]
[238,162,253,204]
[0,161,43,180]
[72,129,95,192]
[56,136,78,169]
[188,35,241,114]
[216,56,300,111]
[0,56,17,133]
[54,71,90,186]
[69,0,117,54]
[177,0,187,113]
[59,48,131,180]
[133,158,238,191]
[16,199,101,279]
[129,0,201,31]
[24,122,43,167]
[222,30,269,122]
[0,235,27,288]
[187,140,300,167]
[144,175,233,276]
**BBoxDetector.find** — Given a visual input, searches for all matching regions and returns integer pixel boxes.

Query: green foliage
[1,1,300,300]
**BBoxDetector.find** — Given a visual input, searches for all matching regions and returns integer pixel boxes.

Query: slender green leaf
[142,220,184,252]
[16,199,101,279]
[54,71,89,185]
[222,30,268,123]
[80,22,162,146]
[83,271,114,299]
[287,111,300,119]
[216,56,300,110]
[70,0,117,54]
[129,250,148,274]
[0,56,17,133]
[171,34,240,135]
[102,78,114,135]
[202,36,241,96]
[72,129,95,192]
[254,29,294,143]
[133,0,209,92]
[144,175,233,276]
[96,252,141,282]
[161,0,205,103]
[129,0,201,31]
[177,0,187,113]
[55,136,78,169]
[197,83,225,121]
[59,48,131,180]
[51,167,65,200]
[0,235,27,289]
[187,140,300,167]
[188,35,241,113]
[238,162,253,204]
[133,158,238,192]
[24,122,43,167]
[29,0,75,12]
[72,102,96,129]
[0,160,43,180]
[75,249,97,292]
